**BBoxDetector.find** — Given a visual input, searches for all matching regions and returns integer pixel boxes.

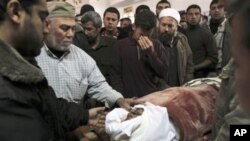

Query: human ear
[6,0,23,24]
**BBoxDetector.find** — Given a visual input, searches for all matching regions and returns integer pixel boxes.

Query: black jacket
[0,41,88,141]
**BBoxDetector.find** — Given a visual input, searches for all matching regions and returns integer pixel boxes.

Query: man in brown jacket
[158,8,194,86]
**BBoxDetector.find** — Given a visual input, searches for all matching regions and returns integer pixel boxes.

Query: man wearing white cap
[158,8,194,86]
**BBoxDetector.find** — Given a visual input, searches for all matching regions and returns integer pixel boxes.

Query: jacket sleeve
[0,99,54,141]
[48,86,89,131]
[56,98,89,130]
[142,40,168,80]
[183,36,194,82]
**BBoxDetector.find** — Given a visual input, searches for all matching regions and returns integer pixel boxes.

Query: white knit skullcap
[159,8,180,23]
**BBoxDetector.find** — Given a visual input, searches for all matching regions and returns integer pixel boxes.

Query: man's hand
[116,98,145,111]
[138,36,154,52]
[88,107,106,130]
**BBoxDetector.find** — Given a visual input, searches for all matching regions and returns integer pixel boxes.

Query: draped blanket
[139,85,219,141]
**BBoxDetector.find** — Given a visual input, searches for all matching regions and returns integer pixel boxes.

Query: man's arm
[85,55,123,108]
[184,36,194,82]
[139,36,168,80]
[50,86,106,131]
[194,32,218,71]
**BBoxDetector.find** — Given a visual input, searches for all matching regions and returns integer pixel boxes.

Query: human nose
[43,20,49,35]
[108,19,113,25]
[66,29,75,38]
[165,26,169,32]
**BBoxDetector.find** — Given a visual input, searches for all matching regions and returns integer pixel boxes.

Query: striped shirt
[36,44,123,107]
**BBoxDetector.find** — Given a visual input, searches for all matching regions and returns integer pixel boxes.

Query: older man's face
[83,21,100,44]
[159,16,177,37]
[45,17,76,51]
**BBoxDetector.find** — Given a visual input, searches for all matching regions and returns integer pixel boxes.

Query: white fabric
[105,102,179,141]
[159,8,181,23]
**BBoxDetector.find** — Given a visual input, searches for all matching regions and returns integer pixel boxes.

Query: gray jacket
[175,32,194,85]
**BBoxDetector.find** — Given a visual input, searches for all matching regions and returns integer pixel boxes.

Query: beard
[159,32,174,47]
[45,34,71,52]
[16,19,44,57]
[86,36,96,45]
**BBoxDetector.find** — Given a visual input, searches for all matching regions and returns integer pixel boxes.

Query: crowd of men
[0,0,250,141]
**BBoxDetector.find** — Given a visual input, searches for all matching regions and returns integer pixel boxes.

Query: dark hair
[186,4,201,13]
[135,5,150,15]
[120,17,131,22]
[180,12,186,17]
[0,0,39,21]
[104,7,120,20]
[203,15,208,20]
[80,4,95,15]
[210,0,219,8]
[134,10,156,31]
[156,0,171,8]
[81,11,102,28]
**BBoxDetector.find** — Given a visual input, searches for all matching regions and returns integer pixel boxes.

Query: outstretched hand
[88,107,106,131]
[116,98,145,111]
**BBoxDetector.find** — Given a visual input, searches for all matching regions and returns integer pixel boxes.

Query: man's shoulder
[115,37,130,45]
[198,26,214,36]
[176,32,189,43]
[70,44,88,54]
[69,44,96,62]
[0,76,22,99]
[100,36,117,46]
[176,32,188,39]
[70,44,92,55]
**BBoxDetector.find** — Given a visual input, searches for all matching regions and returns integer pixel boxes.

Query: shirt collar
[44,44,70,60]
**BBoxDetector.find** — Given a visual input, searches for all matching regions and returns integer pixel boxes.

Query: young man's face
[103,12,119,32]
[17,0,48,57]
[232,17,250,113]
[45,17,76,51]
[210,3,225,20]
[186,8,201,26]
[156,3,170,18]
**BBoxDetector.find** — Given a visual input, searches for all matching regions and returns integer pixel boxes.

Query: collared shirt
[36,44,123,107]
[213,19,227,69]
